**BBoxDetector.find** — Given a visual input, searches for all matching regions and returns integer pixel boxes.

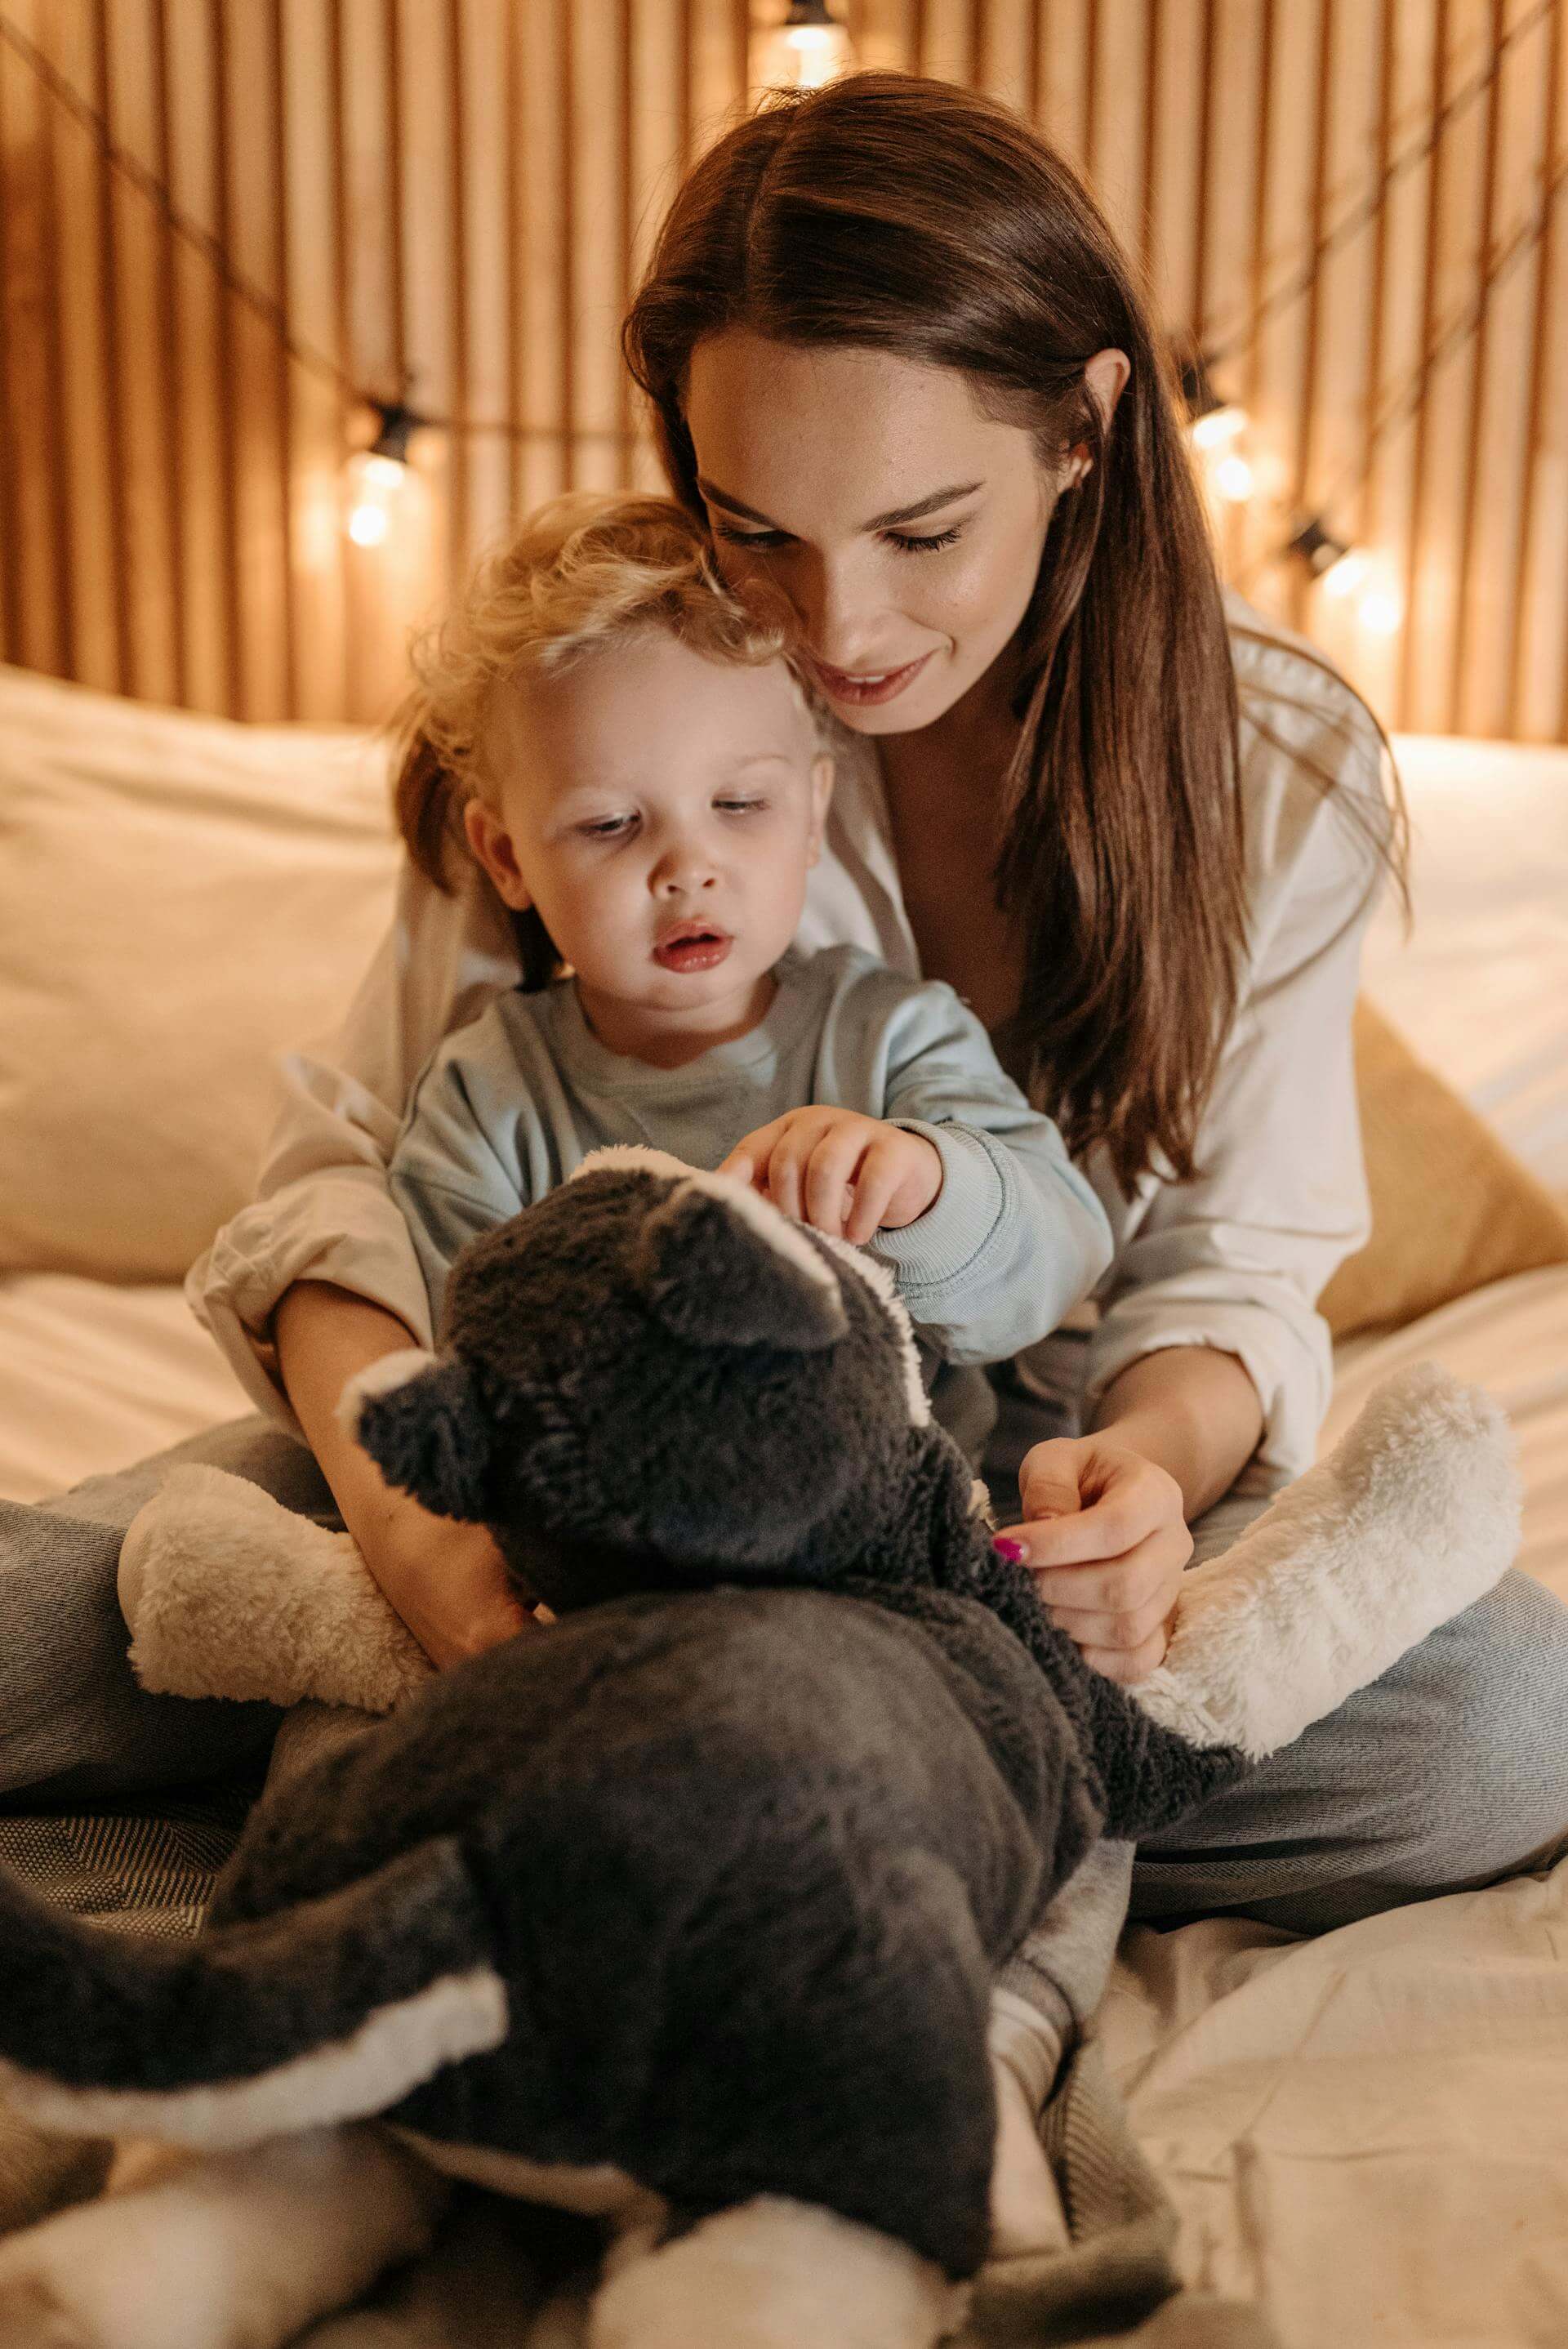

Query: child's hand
[719,1109,942,1242]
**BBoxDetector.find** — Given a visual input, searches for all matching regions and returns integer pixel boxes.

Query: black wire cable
[0,7,579,445]
[1243,145,1568,590]
[1201,0,1557,374]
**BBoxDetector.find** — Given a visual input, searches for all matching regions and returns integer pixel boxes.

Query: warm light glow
[1212,452,1255,504]
[753,7,854,91]
[1321,549,1369,600]
[1190,403,1248,452]
[345,449,408,548]
[1359,579,1405,635]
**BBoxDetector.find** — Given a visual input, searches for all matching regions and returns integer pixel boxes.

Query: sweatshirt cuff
[869,1120,1009,1289]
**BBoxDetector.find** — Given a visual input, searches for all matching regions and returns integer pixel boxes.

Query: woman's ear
[1062,347,1132,484]
[806,753,835,867]
[463,797,533,913]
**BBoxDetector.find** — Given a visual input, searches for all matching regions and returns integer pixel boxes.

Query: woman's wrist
[1089,1345,1263,1522]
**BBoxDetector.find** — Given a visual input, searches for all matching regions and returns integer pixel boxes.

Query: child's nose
[651,835,719,894]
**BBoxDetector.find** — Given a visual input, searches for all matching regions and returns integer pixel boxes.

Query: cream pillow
[0,666,402,1283]
[1321,998,1568,1339]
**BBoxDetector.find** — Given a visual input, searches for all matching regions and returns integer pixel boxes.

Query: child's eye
[577,813,637,840]
[715,797,766,816]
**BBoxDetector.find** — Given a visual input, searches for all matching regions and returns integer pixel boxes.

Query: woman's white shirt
[189,597,1390,1494]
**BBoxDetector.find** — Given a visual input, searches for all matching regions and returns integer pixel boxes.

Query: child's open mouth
[653,923,733,973]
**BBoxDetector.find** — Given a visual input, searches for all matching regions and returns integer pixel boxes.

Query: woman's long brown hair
[618,71,1276,1193]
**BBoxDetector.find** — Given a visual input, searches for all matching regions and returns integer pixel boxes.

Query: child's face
[466,629,833,1051]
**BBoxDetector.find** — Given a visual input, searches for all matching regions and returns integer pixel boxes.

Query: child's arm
[724,971,1111,1365]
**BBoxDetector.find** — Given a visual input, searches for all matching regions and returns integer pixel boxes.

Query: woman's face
[684,332,1070,737]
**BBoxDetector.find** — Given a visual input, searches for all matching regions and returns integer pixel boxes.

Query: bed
[2,664,1567,2344]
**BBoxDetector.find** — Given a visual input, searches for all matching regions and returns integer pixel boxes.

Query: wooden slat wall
[1,0,1564,733]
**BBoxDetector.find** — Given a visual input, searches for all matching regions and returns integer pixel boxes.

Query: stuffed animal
[0,1147,1520,2349]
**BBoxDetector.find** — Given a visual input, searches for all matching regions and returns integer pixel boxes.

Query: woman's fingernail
[993,1536,1028,1564]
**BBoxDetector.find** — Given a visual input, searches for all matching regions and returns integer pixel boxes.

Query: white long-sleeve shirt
[189,597,1391,1493]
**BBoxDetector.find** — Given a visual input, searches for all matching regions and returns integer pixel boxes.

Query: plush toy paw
[587,2198,966,2349]
[119,1464,431,1714]
[1134,1362,1520,1760]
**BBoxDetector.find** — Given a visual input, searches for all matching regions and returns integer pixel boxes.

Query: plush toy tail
[0,1839,506,2150]
[1132,1362,1521,1763]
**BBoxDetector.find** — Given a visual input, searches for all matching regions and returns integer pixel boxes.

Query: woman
[4,69,1565,2284]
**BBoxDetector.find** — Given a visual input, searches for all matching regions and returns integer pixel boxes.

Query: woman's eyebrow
[696,477,982,532]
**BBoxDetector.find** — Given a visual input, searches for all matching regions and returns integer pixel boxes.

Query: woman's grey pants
[4,1380,1568,2041]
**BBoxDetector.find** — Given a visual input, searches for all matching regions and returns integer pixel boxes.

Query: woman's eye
[714,524,787,551]
[886,527,963,554]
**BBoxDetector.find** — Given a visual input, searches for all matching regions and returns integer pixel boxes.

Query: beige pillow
[1321,998,1568,1338]
[0,666,401,1283]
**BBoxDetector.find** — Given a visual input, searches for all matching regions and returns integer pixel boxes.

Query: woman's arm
[273,1280,532,1669]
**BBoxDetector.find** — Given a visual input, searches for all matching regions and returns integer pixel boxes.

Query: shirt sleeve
[1080,665,1392,1492]
[186,857,522,1429]
[864,974,1114,1366]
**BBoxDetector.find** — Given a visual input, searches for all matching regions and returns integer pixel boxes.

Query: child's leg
[0,1417,330,1806]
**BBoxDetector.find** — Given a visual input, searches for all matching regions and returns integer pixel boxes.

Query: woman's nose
[780,548,876,671]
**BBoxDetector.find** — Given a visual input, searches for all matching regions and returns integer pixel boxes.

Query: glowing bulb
[753,2,854,91]
[1190,403,1248,452]
[345,449,408,549]
[1212,452,1255,504]
[1321,549,1369,600]
[1358,577,1405,635]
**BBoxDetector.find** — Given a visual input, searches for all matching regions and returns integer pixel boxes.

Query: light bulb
[753,3,854,92]
[1190,403,1248,452]
[1320,549,1369,600]
[1212,452,1255,504]
[1358,572,1405,635]
[345,451,407,547]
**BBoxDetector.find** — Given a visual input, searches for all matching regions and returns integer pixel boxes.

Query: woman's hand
[354,1487,539,1673]
[993,1433,1192,1685]
[272,1279,541,1673]
[719,1109,942,1241]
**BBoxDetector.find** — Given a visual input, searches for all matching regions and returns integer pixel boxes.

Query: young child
[386,492,1112,1437]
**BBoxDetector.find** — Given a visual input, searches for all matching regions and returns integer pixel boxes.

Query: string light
[751,1,855,94]
[345,399,421,548]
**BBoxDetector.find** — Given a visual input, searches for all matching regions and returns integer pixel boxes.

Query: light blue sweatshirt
[389,943,1111,1384]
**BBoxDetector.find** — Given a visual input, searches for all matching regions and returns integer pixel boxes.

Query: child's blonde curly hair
[394,492,813,987]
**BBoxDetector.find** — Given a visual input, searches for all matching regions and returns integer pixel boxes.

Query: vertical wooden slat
[0,0,74,680]
[2,0,1565,741]
[1508,0,1566,738]
[1449,0,1507,731]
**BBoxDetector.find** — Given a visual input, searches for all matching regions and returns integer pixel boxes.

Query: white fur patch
[576,1142,841,1299]
[0,2129,441,2349]
[811,1231,932,1427]
[121,1464,431,1714]
[336,1347,438,1442]
[0,1969,508,2151]
[1133,1363,1521,1758]
[587,2195,964,2349]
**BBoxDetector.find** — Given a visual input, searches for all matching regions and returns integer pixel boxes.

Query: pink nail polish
[993,1536,1027,1564]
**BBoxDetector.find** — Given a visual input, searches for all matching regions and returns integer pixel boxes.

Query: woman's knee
[1405,1568,1568,1882]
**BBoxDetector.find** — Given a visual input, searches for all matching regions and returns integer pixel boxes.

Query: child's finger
[804,1129,869,1236]
[844,1143,905,1242]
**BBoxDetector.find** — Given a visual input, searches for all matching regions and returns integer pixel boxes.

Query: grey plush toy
[0,1146,1521,2349]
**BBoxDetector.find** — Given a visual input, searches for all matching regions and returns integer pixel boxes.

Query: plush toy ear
[635,1178,848,1353]
[342,1349,497,1522]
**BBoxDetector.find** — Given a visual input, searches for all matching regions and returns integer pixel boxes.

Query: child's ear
[806,753,835,867]
[463,797,533,913]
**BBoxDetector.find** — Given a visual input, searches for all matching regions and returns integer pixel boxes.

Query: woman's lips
[653,925,733,973]
[809,650,933,706]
